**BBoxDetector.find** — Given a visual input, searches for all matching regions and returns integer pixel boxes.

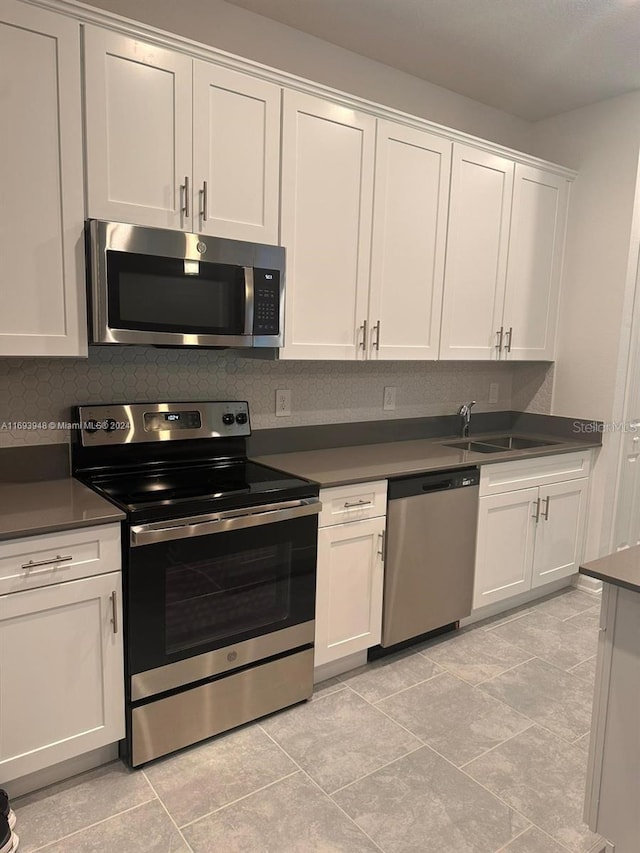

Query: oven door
[126,499,319,701]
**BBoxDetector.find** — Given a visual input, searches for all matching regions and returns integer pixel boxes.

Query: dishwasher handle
[421,480,454,494]
[388,467,479,501]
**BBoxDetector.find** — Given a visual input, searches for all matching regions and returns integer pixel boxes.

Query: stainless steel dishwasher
[381,467,480,648]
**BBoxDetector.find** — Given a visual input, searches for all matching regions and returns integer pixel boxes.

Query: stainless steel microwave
[87,220,285,348]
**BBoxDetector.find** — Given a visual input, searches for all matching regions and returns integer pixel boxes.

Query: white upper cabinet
[502,165,569,361]
[84,26,193,230]
[280,90,376,359]
[368,122,451,360]
[441,148,569,362]
[440,145,514,360]
[192,63,280,243]
[0,0,86,356]
[84,28,281,242]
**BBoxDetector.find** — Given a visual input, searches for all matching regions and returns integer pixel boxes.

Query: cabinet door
[474,488,538,609]
[280,91,375,359]
[315,517,384,666]
[0,572,124,782]
[193,62,280,243]
[84,26,192,230]
[502,165,569,361]
[532,478,588,588]
[440,145,514,360]
[0,1,86,356]
[368,122,451,360]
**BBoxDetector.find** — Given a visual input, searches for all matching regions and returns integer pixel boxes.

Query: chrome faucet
[458,401,476,438]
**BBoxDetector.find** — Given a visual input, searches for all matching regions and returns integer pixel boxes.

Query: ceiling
[222,0,640,120]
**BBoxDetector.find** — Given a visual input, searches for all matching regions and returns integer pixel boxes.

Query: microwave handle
[243,266,255,336]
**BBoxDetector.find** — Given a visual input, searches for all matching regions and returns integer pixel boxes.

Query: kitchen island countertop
[580,546,640,594]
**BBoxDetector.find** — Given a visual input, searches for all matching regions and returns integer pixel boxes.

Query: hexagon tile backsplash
[0,348,553,446]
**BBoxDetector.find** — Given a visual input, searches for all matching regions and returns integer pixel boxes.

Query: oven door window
[165,541,292,655]
[127,515,317,675]
[106,250,246,335]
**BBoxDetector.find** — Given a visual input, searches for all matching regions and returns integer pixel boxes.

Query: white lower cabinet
[314,481,387,667]
[0,526,124,783]
[474,487,538,607]
[474,454,590,610]
[531,478,589,588]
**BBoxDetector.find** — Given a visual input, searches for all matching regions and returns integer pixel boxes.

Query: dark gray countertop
[580,547,640,594]
[254,431,601,487]
[0,478,125,541]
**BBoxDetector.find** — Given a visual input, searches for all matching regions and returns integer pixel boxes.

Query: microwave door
[101,253,252,347]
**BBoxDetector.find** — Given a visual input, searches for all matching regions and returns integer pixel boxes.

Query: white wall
[83,0,532,150]
[530,91,640,558]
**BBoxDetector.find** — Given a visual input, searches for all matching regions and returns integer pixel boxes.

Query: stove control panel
[76,402,251,445]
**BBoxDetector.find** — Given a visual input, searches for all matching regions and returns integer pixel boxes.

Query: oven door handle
[129,498,321,546]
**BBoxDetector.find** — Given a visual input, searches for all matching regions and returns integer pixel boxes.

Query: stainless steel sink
[443,434,561,453]
[479,435,561,450]
[444,440,505,453]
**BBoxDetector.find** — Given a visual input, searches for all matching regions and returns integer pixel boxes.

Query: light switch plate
[275,389,291,417]
[383,386,396,411]
[489,382,499,404]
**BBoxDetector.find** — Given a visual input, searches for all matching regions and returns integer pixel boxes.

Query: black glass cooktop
[83,460,317,523]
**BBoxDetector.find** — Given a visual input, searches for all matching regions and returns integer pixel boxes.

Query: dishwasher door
[381,467,479,648]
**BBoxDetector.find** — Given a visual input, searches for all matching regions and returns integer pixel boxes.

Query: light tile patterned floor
[13,587,606,853]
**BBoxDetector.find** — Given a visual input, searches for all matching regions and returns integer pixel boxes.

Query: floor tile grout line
[142,770,195,852]
[345,667,445,705]
[26,796,159,853]
[175,769,301,830]
[458,722,536,770]
[471,655,538,687]
[328,744,425,796]
[494,822,575,853]
[257,725,387,853]
[345,669,446,710]
[493,823,533,853]
[299,768,387,853]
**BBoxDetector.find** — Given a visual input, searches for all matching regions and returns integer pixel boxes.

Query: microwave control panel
[253,269,281,335]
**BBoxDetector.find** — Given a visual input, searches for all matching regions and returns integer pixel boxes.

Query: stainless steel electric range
[72,401,320,767]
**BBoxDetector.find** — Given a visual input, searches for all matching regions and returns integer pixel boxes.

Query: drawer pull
[343,499,372,509]
[110,590,118,634]
[21,554,73,571]
[532,498,541,522]
[542,496,550,521]
[378,529,386,560]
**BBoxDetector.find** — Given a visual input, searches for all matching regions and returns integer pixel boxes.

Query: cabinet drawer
[319,480,387,527]
[479,451,591,497]
[0,524,121,595]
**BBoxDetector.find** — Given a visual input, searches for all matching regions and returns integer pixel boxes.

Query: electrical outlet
[383,386,396,411]
[275,389,291,417]
[489,382,499,404]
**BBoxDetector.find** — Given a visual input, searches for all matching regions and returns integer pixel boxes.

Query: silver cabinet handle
[542,496,550,521]
[359,319,368,350]
[373,320,381,351]
[496,326,504,352]
[377,529,385,560]
[343,499,372,509]
[200,180,208,221]
[110,590,118,634]
[532,498,541,522]
[505,326,513,353]
[181,176,190,218]
[21,554,72,571]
